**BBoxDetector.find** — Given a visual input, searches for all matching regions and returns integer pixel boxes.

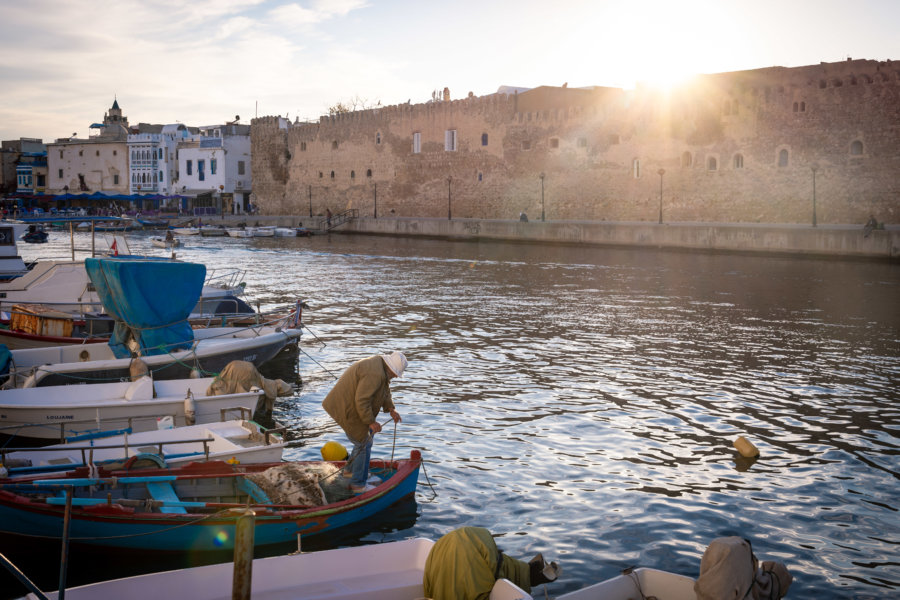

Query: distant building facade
[177,123,252,214]
[251,58,899,225]
[47,99,131,197]
[1,138,46,196]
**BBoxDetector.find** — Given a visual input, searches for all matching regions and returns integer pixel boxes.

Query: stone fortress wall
[251,59,899,225]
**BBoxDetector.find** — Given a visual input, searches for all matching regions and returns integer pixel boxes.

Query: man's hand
[390,409,402,424]
[369,421,382,434]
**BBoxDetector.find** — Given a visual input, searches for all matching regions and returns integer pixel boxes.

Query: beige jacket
[322,355,395,443]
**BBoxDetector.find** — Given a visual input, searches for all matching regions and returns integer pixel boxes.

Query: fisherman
[322,352,406,494]
[423,526,560,599]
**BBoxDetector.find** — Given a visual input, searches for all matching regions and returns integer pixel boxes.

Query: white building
[127,124,191,210]
[177,123,251,215]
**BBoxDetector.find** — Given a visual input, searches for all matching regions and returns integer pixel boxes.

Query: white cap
[381,351,408,377]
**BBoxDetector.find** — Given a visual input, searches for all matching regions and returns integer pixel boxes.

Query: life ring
[123,453,168,470]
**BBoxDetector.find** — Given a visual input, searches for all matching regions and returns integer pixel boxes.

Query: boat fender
[184,390,196,425]
[321,441,349,461]
[734,436,759,458]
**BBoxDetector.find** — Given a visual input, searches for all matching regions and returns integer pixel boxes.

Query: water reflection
[8,231,899,599]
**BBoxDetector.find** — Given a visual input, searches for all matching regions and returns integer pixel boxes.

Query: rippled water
[7,230,900,598]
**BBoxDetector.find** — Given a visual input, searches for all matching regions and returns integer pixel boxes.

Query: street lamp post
[447,176,452,220]
[811,165,818,228]
[540,173,545,222]
[657,169,665,224]
[308,185,312,218]
[374,182,377,219]
[63,185,69,209]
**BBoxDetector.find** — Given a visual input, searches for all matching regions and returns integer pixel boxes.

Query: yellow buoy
[321,441,349,461]
[734,436,760,458]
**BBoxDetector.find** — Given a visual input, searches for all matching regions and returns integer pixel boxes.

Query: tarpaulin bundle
[85,257,205,359]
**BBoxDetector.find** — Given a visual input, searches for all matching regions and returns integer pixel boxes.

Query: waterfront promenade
[204,214,899,261]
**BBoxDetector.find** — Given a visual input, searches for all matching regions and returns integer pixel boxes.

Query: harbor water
[3,229,899,599]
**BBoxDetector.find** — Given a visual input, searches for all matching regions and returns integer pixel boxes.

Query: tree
[327,95,382,115]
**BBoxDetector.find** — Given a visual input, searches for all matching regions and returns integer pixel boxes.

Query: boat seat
[236,476,272,504]
[146,481,187,514]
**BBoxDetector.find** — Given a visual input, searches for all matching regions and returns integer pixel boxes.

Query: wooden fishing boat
[0,376,264,443]
[0,451,422,552]
[1,416,284,474]
[12,537,535,600]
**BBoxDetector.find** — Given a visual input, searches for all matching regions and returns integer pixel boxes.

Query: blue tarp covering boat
[84,258,205,359]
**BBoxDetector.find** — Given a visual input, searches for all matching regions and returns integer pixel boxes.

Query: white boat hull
[0,377,264,442]
[557,568,697,599]
[18,538,532,600]
[3,419,284,470]
[6,326,301,388]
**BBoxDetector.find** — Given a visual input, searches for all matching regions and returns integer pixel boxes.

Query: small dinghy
[150,235,180,249]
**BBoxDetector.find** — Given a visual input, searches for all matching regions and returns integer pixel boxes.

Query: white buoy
[184,390,196,425]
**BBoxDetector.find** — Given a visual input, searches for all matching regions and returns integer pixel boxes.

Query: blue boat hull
[0,453,421,551]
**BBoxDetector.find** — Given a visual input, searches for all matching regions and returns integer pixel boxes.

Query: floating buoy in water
[734,435,760,458]
[321,441,348,461]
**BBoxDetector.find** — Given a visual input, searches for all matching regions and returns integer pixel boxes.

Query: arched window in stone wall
[332,141,338,150]
[366,169,373,177]
[734,154,744,169]
[330,170,335,179]
[482,133,489,146]
[793,102,799,112]
[375,133,381,145]
[350,170,355,179]
[300,142,307,151]
[682,151,692,167]
[778,149,789,167]
[477,172,483,182]
[800,101,806,112]
[850,140,864,155]
[861,74,873,84]
[318,171,323,178]
[850,76,858,85]
[633,159,641,179]
[707,157,718,171]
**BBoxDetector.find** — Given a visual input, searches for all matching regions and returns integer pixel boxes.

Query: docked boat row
[0,222,792,600]
[172,224,303,237]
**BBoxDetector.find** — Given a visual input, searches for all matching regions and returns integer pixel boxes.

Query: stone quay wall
[209,214,898,260]
[251,58,900,230]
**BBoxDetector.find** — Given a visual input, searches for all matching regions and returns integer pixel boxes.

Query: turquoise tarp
[85,258,206,359]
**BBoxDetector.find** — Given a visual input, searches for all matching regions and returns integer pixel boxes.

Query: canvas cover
[85,258,205,359]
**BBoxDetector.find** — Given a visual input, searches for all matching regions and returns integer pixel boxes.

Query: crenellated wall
[251,59,900,225]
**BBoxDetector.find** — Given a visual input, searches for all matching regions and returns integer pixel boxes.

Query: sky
[1,0,898,143]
